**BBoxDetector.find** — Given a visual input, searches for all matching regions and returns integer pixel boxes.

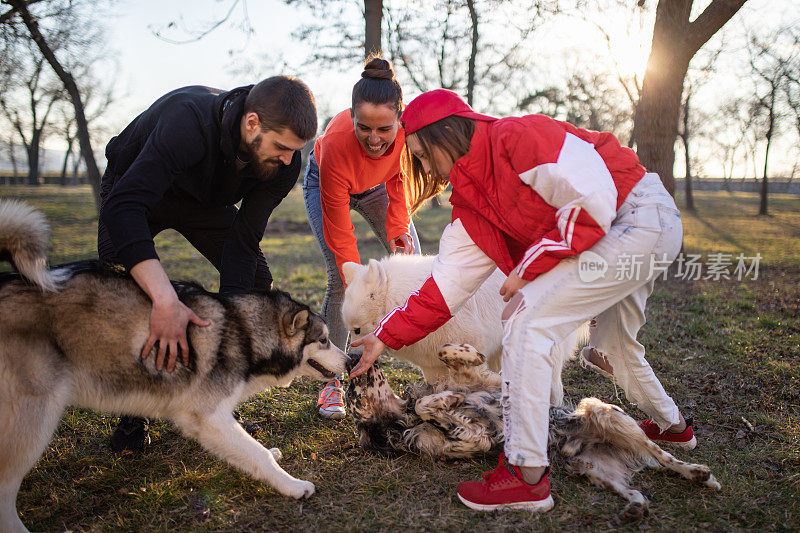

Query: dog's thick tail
[0,199,60,292]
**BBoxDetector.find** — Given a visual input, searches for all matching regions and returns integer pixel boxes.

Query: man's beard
[243,134,282,180]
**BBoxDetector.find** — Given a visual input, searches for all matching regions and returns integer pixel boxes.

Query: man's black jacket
[100,85,301,292]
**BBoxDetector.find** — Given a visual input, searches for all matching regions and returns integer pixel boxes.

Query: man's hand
[499,271,530,302]
[130,259,211,372]
[349,333,386,377]
[390,233,415,255]
[141,298,211,372]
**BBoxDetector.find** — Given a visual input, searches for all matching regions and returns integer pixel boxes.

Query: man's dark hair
[245,76,317,141]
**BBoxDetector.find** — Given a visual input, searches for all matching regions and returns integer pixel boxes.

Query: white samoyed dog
[342,255,580,406]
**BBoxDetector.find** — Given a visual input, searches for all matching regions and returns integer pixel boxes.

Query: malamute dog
[342,256,579,406]
[345,344,721,521]
[0,200,348,533]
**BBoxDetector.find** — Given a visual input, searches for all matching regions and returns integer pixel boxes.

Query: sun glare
[608,37,650,80]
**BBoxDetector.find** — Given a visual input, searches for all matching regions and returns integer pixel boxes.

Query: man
[98,76,317,452]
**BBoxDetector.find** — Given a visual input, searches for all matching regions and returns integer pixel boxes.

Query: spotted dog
[345,343,721,521]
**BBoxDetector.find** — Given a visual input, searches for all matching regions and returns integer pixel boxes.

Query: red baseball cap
[400,89,497,135]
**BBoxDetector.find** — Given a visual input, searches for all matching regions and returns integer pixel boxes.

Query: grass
[1,185,799,532]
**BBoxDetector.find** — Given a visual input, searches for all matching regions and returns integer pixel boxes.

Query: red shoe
[457,453,554,512]
[638,417,697,449]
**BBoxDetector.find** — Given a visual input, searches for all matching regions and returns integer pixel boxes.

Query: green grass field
[1,185,799,532]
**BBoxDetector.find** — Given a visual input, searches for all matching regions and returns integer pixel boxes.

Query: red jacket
[375,115,645,349]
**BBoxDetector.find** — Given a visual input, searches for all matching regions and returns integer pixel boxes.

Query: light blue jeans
[501,173,684,467]
[302,153,421,350]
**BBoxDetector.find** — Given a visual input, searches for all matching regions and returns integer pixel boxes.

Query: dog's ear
[366,258,386,288]
[342,261,363,285]
[283,309,309,337]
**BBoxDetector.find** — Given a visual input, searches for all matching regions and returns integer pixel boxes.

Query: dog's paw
[704,473,722,490]
[417,391,466,413]
[438,344,485,368]
[619,500,649,523]
[269,448,283,461]
[281,478,315,499]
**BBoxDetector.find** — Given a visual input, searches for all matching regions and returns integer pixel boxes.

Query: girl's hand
[390,233,415,255]
[499,271,530,302]
[349,333,385,377]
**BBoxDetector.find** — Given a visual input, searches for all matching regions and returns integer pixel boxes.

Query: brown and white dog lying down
[345,344,721,521]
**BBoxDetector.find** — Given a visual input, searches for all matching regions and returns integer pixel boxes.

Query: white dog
[342,255,579,405]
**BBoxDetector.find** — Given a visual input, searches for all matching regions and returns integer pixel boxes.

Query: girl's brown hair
[404,116,475,214]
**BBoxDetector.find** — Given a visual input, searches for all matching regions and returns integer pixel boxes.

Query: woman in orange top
[302,56,420,418]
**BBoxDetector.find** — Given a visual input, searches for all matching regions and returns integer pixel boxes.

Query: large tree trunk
[364,0,383,57]
[10,0,102,209]
[633,0,748,195]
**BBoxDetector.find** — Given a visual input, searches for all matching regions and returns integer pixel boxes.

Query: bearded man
[97,76,317,452]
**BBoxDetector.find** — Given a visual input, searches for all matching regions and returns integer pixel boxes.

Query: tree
[2,0,105,207]
[746,26,799,215]
[0,37,63,184]
[676,44,722,211]
[384,1,559,112]
[631,0,748,195]
[518,69,634,140]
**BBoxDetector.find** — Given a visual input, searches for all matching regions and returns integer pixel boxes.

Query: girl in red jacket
[303,56,420,419]
[351,89,694,512]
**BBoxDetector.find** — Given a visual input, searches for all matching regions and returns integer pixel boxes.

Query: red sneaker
[457,454,554,512]
[638,417,697,449]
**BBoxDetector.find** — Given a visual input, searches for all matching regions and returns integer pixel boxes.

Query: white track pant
[502,173,684,467]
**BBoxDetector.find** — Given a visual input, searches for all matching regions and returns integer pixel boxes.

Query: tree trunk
[681,92,694,211]
[10,0,102,209]
[683,136,694,212]
[60,137,74,186]
[760,121,773,216]
[25,130,41,185]
[632,1,692,195]
[364,0,383,57]
[633,0,748,196]
[466,0,478,107]
[9,142,20,183]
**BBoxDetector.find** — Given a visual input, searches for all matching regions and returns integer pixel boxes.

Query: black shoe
[111,416,150,453]
[233,410,262,436]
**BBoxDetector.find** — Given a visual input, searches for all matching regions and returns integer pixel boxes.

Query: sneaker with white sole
[457,453,554,512]
[317,379,346,419]
[638,417,697,450]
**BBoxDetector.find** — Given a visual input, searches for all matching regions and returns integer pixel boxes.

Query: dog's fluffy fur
[342,255,578,406]
[345,344,721,521]
[0,200,348,533]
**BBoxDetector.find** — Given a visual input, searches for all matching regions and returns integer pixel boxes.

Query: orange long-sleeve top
[313,109,412,281]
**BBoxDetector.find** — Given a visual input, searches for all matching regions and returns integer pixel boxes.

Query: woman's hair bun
[362,56,394,80]
[352,54,403,116]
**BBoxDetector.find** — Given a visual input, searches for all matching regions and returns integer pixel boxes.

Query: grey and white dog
[346,344,721,522]
[0,200,348,533]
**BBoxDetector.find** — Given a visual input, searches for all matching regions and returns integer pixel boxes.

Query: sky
[103,0,359,128]
[5,0,800,177]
